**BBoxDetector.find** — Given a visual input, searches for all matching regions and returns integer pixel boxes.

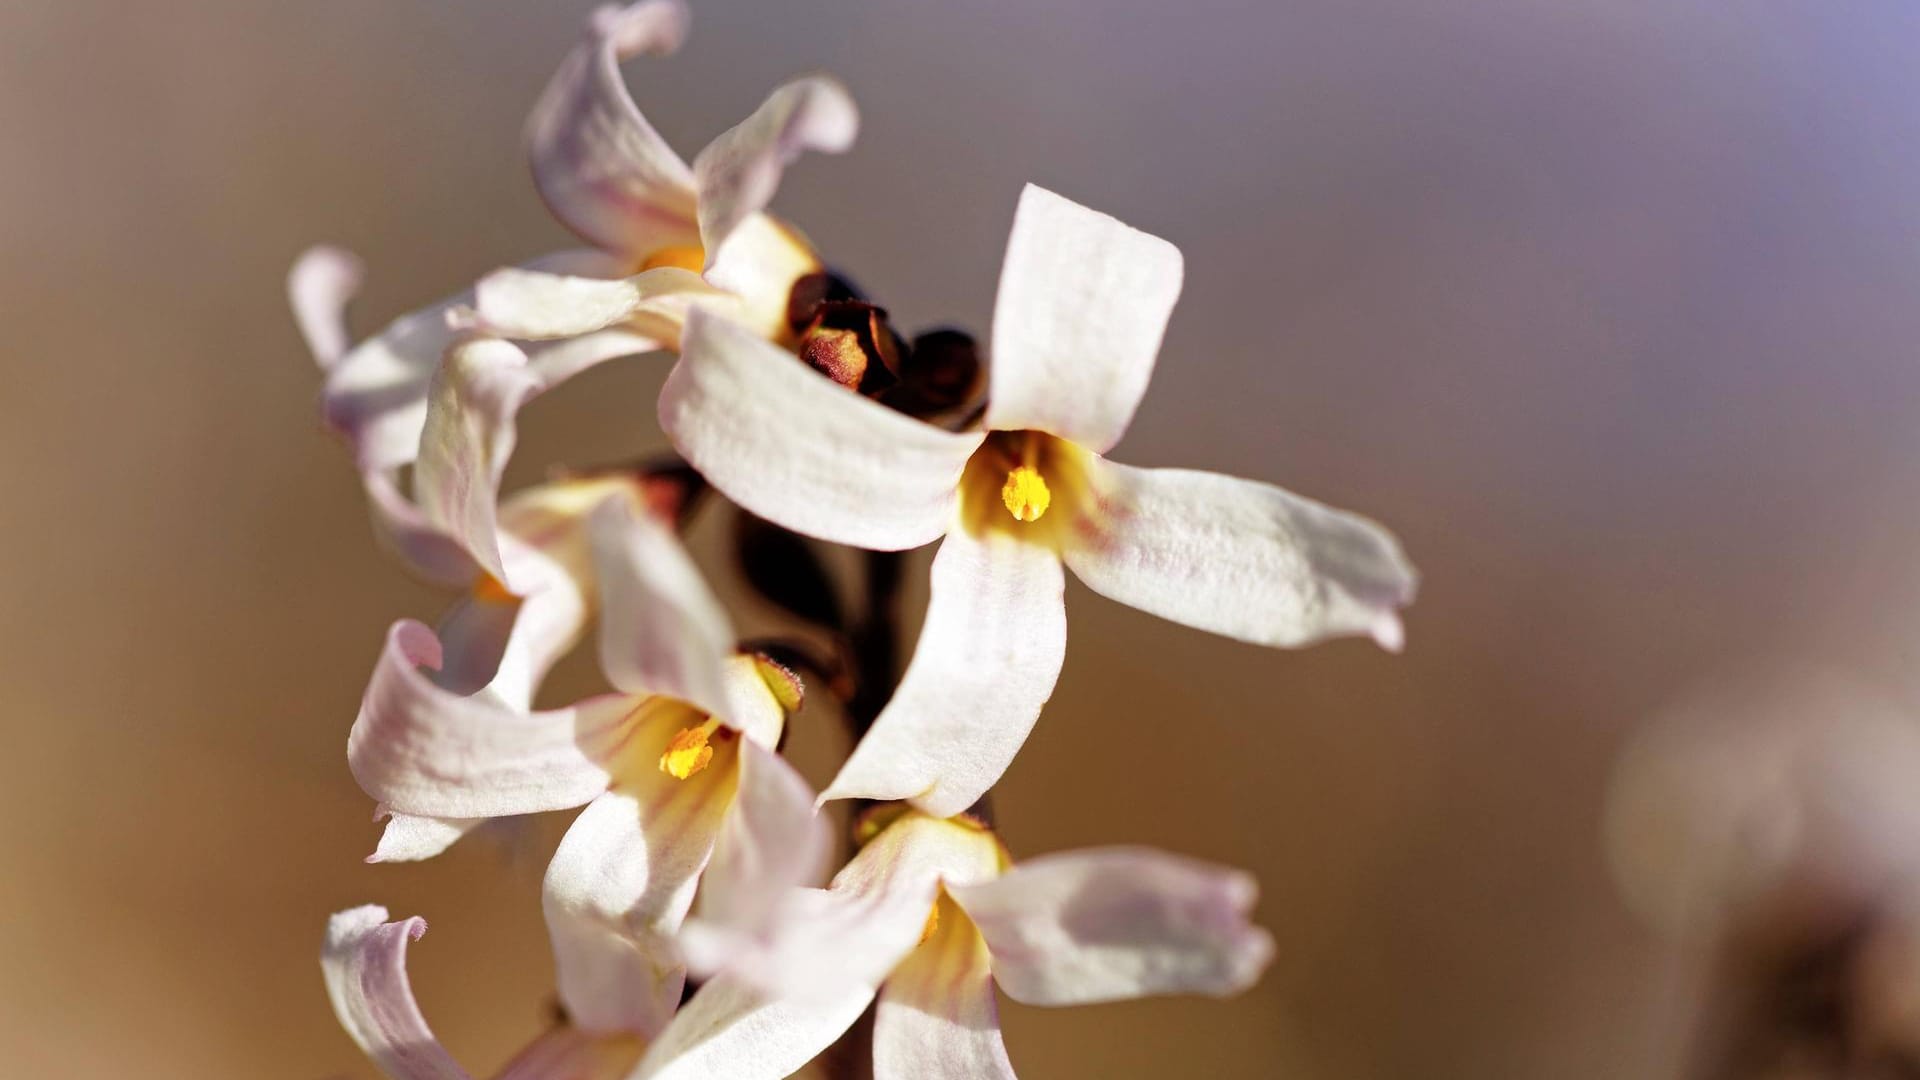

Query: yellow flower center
[658,717,723,779]
[1001,465,1051,522]
[638,244,706,273]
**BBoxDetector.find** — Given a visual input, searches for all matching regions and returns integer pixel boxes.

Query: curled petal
[473,266,721,342]
[692,75,857,270]
[632,971,873,1080]
[873,896,1014,1080]
[492,1026,642,1080]
[289,245,364,371]
[321,906,470,1080]
[821,530,1065,817]
[527,0,700,256]
[1064,459,1417,651]
[590,497,734,714]
[949,848,1275,1005]
[367,810,485,864]
[662,307,981,551]
[416,337,543,585]
[365,468,483,590]
[543,710,739,1038]
[348,621,637,819]
[985,184,1184,453]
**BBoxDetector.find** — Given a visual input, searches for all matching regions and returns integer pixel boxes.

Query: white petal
[1064,459,1417,650]
[348,620,637,819]
[367,810,484,864]
[589,497,734,715]
[949,847,1275,1005]
[289,245,364,371]
[524,327,663,387]
[364,468,485,590]
[662,307,981,551]
[691,75,857,269]
[543,706,741,1037]
[321,906,471,1080]
[632,971,872,1080]
[526,0,699,257]
[415,338,543,585]
[873,896,1014,1080]
[985,184,1184,453]
[473,266,721,342]
[700,213,822,341]
[821,530,1065,817]
[491,1026,642,1080]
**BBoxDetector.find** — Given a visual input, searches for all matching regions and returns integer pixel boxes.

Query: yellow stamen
[918,903,940,945]
[639,244,706,273]
[1001,465,1051,522]
[658,717,723,780]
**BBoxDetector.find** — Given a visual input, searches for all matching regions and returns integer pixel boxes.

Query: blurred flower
[322,905,643,1080]
[346,499,821,1039]
[630,809,1274,1079]
[660,182,1418,816]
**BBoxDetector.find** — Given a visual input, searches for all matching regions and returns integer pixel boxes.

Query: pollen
[1000,465,1051,522]
[658,718,722,780]
[639,244,705,273]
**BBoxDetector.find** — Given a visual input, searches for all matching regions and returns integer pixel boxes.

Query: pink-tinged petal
[678,740,829,977]
[473,266,720,342]
[543,703,741,1037]
[478,534,594,709]
[985,184,1184,453]
[365,468,485,590]
[430,589,525,697]
[367,809,485,864]
[524,327,663,387]
[321,906,470,1080]
[1064,459,1417,651]
[348,621,638,819]
[289,245,364,371]
[416,337,544,585]
[527,0,699,257]
[492,1026,642,1080]
[821,531,1065,817]
[662,307,981,551]
[632,971,873,1080]
[590,497,734,714]
[873,895,1014,1080]
[691,75,857,270]
[949,847,1275,1005]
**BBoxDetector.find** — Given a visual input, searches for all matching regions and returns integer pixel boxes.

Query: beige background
[7,1,1920,1076]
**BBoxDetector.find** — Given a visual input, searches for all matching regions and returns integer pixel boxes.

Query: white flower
[661,183,1418,815]
[346,498,826,1039]
[632,810,1275,1079]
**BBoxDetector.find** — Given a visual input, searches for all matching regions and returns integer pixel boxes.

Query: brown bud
[799,326,868,388]
[881,328,981,416]
[798,300,903,391]
[785,269,864,332]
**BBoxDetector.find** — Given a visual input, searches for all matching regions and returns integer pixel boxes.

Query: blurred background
[7,0,1920,1076]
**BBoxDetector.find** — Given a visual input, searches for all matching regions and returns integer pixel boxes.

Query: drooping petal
[821,530,1065,817]
[367,809,485,864]
[415,337,544,585]
[491,1025,642,1080]
[321,906,470,1080]
[472,266,721,342]
[364,468,486,591]
[348,621,639,819]
[984,184,1184,453]
[527,0,700,257]
[430,588,525,697]
[1063,459,1417,651]
[524,327,663,387]
[631,970,874,1080]
[678,740,829,977]
[543,702,741,1037]
[590,497,734,715]
[289,245,365,370]
[691,75,857,271]
[872,894,1015,1080]
[949,847,1275,1005]
[662,306,982,551]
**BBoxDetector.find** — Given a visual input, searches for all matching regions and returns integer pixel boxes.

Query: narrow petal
[364,468,484,589]
[590,497,734,715]
[321,906,470,1080]
[873,895,1015,1080]
[1063,459,1417,651]
[821,530,1065,817]
[472,266,720,342]
[527,0,700,256]
[289,245,365,370]
[416,337,544,584]
[662,307,981,551]
[348,621,638,818]
[524,327,662,387]
[949,847,1276,1005]
[632,971,873,1080]
[491,1026,642,1080]
[691,75,857,270]
[367,810,484,864]
[543,703,740,1037]
[985,184,1184,453]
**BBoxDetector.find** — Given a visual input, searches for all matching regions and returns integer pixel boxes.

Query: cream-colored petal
[472,266,721,341]
[872,894,1014,1080]
[321,906,470,1080]
[692,75,856,269]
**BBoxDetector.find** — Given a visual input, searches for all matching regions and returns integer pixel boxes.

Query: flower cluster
[292,3,1417,1077]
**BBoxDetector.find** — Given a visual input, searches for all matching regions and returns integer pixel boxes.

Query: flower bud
[797,300,903,392]
[785,269,864,332]
[881,328,981,416]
